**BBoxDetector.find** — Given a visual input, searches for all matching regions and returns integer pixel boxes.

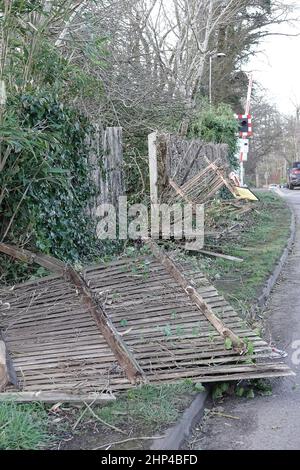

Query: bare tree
[244,92,298,185]
[3,0,294,135]
[57,0,297,134]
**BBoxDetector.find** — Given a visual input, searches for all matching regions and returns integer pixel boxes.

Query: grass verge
[0,402,49,450]
[56,382,202,450]
[94,382,200,427]
[197,191,291,317]
[0,382,203,450]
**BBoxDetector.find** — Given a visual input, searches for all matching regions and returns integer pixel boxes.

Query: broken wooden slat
[0,392,116,404]
[169,156,239,206]
[180,145,204,185]
[209,161,237,198]
[147,363,294,382]
[192,249,244,263]
[181,162,216,193]
[195,180,224,204]
[169,178,194,205]
[171,165,227,205]
[144,239,245,351]
[0,243,65,275]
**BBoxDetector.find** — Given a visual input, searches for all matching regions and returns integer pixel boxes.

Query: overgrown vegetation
[211,378,273,401]
[1,91,101,261]
[188,102,239,168]
[0,2,106,263]
[1,1,290,265]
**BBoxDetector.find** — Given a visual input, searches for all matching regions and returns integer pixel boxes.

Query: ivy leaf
[235,386,244,397]
[194,383,205,392]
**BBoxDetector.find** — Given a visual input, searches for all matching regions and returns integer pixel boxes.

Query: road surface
[187,188,300,450]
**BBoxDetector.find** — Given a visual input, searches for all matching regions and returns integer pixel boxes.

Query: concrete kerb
[150,389,209,450]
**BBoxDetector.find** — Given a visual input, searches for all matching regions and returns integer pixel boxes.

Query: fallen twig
[84,401,126,435]
[211,411,240,420]
[72,398,97,430]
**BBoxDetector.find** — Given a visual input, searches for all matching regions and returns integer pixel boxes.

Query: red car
[287,162,300,190]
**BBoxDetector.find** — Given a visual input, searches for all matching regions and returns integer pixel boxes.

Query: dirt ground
[48,388,197,450]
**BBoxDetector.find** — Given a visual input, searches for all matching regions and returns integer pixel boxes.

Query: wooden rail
[0,332,18,392]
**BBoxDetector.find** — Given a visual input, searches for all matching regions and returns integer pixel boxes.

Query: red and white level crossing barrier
[235,114,253,137]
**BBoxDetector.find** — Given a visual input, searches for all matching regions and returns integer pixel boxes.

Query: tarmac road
[187,188,300,450]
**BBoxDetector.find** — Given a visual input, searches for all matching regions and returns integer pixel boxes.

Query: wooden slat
[0,243,65,275]
[169,178,194,204]
[0,392,116,403]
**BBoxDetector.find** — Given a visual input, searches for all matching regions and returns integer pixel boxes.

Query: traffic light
[234,114,253,137]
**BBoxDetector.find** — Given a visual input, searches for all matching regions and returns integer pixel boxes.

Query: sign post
[235,73,253,186]
[238,138,249,186]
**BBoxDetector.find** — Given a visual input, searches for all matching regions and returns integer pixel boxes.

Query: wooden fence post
[102,127,126,208]
[148,132,158,205]
[89,126,126,216]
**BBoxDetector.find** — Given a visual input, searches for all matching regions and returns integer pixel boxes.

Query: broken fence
[0,242,293,403]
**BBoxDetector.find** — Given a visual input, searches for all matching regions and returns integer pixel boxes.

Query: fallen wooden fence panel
[0,243,294,401]
[147,133,258,205]
[169,160,240,205]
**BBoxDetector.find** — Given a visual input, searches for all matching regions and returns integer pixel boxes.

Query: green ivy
[1,90,102,263]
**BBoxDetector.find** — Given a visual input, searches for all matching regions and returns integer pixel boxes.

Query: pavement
[186,188,300,450]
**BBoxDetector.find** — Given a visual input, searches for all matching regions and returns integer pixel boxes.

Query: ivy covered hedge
[1,90,101,263]
[0,1,107,266]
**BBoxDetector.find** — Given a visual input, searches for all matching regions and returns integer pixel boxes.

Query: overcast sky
[249,2,300,116]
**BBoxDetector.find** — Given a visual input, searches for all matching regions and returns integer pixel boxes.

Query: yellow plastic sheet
[234,187,258,201]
